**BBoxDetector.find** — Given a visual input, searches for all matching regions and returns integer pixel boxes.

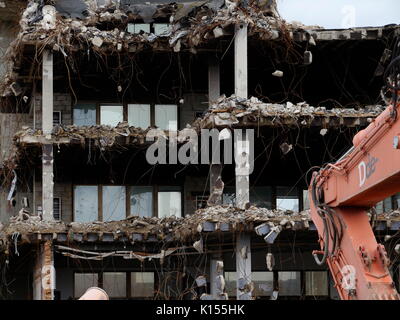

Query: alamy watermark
[145,127,255,175]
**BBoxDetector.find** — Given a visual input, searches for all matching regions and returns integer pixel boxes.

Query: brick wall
[34,93,72,128]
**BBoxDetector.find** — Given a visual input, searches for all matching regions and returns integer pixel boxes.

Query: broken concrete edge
[195,95,384,128]
[0,95,383,183]
[1,206,398,251]
[2,0,399,96]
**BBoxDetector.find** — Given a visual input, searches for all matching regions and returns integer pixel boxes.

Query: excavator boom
[308,94,400,298]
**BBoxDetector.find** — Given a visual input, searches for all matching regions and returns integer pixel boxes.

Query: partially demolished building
[0,0,400,300]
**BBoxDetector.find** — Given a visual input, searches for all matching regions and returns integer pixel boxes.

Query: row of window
[73,271,331,299]
[73,103,178,130]
[69,185,305,222]
[73,185,181,222]
[74,272,154,299]
[67,185,400,222]
[224,271,330,298]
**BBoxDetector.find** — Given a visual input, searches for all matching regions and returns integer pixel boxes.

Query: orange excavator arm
[308,55,400,300]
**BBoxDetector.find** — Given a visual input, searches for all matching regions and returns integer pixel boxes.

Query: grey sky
[277,0,400,29]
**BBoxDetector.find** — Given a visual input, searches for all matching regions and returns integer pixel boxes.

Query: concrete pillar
[234,129,252,299]
[208,56,223,206]
[236,233,252,300]
[42,49,54,221]
[42,50,53,135]
[33,241,55,300]
[234,23,248,99]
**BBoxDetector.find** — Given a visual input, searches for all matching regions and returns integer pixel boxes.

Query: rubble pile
[195,95,385,127]
[14,121,165,148]
[0,205,310,245]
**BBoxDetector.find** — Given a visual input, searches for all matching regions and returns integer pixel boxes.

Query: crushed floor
[0,205,398,252]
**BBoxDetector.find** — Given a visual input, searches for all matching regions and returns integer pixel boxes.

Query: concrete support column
[234,23,248,99]
[210,258,226,300]
[208,55,223,206]
[42,49,54,221]
[236,233,252,300]
[33,240,55,300]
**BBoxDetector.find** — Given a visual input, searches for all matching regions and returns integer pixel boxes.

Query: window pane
[131,272,154,298]
[250,187,272,209]
[73,103,96,126]
[155,104,177,131]
[103,186,126,222]
[276,187,299,211]
[74,186,98,222]
[130,186,153,217]
[158,191,181,218]
[253,272,274,297]
[74,273,98,298]
[278,272,301,296]
[100,105,123,126]
[103,272,126,298]
[223,186,236,206]
[224,272,236,297]
[128,104,151,129]
[305,272,328,296]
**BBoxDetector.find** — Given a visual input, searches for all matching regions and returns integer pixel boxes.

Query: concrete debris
[280,142,292,155]
[2,204,399,248]
[320,128,328,136]
[195,275,207,287]
[272,70,283,77]
[266,252,274,271]
[195,95,384,129]
[216,260,224,273]
[207,176,224,206]
[264,226,281,244]
[14,122,177,149]
[193,238,204,253]
[255,222,270,236]
[304,50,312,65]
[91,36,104,47]
[270,290,279,300]
[215,274,225,291]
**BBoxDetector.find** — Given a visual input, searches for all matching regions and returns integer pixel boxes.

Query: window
[130,186,153,218]
[102,186,126,222]
[154,24,170,36]
[375,196,393,213]
[250,187,272,209]
[276,187,299,211]
[278,271,301,296]
[128,104,151,129]
[158,187,181,218]
[127,23,150,34]
[53,197,61,220]
[305,272,328,296]
[100,105,123,126]
[74,186,98,222]
[131,272,154,298]
[394,193,400,209]
[53,111,61,125]
[224,272,236,297]
[74,273,98,298]
[103,272,127,298]
[155,104,178,131]
[252,272,274,297]
[73,103,96,126]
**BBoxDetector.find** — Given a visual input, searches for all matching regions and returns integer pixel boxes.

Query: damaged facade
[1,0,400,300]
